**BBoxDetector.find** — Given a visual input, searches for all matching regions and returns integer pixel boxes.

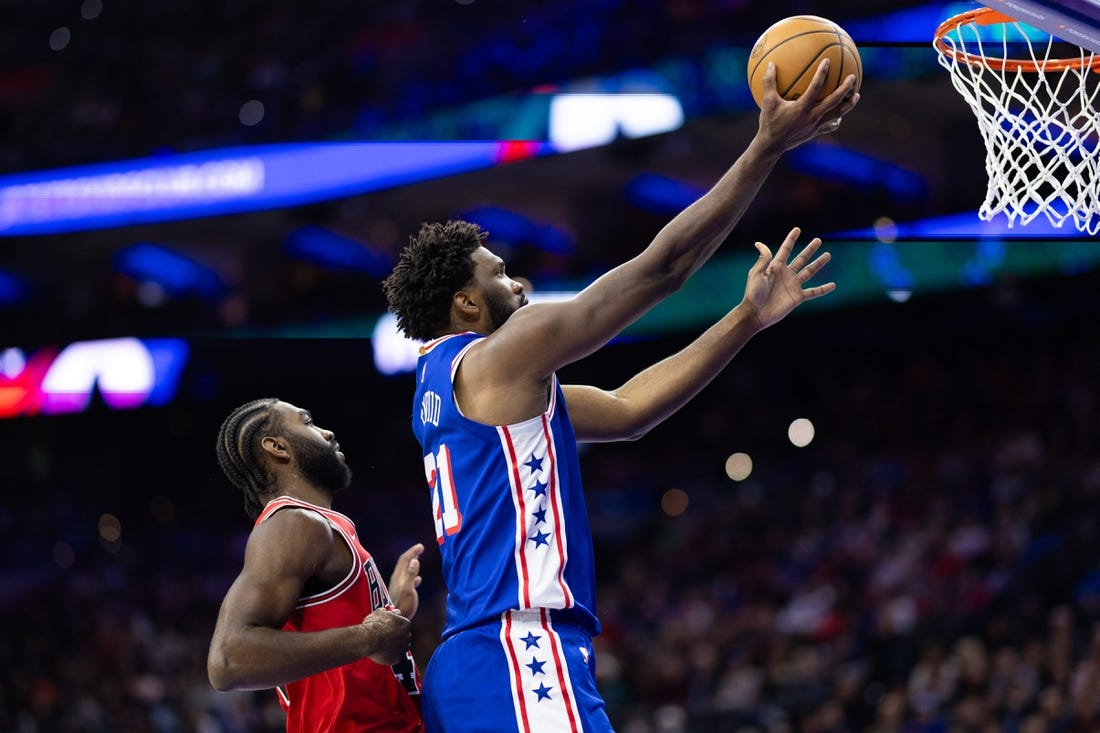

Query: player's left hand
[387,543,424,620]
[741,227,835,329]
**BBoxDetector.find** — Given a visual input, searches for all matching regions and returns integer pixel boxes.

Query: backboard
[978,0,1100,53]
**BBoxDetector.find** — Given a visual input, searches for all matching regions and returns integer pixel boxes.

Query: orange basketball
[747,15,862,107]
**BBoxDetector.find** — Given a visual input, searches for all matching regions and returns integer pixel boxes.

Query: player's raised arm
[563,231,834,442]
[466,60,858,389]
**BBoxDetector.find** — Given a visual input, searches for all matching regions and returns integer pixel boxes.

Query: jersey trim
[500,424,534,609]
[419,331,478,356]
[450,337,482,385]
[256,497,366,610]
[540,413,573,607]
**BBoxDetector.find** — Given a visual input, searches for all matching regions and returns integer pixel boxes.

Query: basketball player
[381,60,857,732]
[209,398,426,733]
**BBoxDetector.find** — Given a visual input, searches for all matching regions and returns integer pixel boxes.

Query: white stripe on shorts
[499,609,583,733]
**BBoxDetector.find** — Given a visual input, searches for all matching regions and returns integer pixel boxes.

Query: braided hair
[381,220,487,342]
[215,397,285,519]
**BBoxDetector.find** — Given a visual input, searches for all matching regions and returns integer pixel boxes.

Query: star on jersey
[529,479,548,497]
[533,683,553,701]
[525,454,544,474]
[529,530,551,547]
[521,632,541,649]
[532,507,547,525]
[526,657,547,676]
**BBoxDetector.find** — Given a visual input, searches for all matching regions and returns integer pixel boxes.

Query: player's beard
[486,291,522,333]
[292,436,352,494]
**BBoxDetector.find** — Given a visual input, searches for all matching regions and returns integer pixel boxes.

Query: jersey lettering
[424,444,462,543]
[364,559,385,611]
[420,390,442,426]
[391,651,422,696]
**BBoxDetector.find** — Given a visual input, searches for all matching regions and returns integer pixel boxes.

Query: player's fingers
[788,237,822,272]
[798,58,831,106]
[398,543,425,567]
[761,62,778,95]
[802,281,837,300]
[769,227,800,272]
[817,74,857,114]
[751,241,773,274]
[798,252,831,283]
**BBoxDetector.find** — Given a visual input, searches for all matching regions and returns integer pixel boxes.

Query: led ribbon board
[0,142,551,236]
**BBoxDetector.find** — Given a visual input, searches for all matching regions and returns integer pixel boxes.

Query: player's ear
[260,435,291,462]
[453,289,480,317]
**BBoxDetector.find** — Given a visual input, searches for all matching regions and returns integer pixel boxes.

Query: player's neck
[278,481,333,509]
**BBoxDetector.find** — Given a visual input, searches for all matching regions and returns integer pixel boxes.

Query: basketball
[747,15,862,108]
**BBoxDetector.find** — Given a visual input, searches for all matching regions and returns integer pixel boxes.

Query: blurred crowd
[3,0,910,174]
[1,4,1096,731]
[2,268,1099,732]
[5,0,724,173]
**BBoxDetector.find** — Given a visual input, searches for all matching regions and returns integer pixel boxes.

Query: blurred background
[2,1,1100,731]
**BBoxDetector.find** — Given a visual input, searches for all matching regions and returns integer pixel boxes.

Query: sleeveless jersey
[411,332,599,640]
[255,497,423,733]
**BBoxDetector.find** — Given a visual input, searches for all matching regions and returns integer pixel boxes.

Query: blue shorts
[422,609,614,733]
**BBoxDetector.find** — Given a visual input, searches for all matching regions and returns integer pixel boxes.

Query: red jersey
[256,497,424,733]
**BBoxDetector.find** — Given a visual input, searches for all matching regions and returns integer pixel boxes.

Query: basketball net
[934,8,1100,235]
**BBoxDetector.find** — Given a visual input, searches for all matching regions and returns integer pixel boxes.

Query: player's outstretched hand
[757,59,860,152]
[741,227,835,330]
[387,543,424,620]
[361,607,412,666]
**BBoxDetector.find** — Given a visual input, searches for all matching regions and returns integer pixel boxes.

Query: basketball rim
[933,6,1100,72]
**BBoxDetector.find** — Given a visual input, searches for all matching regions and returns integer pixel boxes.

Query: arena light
[0,337,189,418]
[548,93,684,153]
[371,313,423,377]
[0,156,263,235]
[0,141,555,236]
[624,174,705,215]
[786,143,928,199]
[114,242,225,299]
[284,226,394,276]
[458,206,574,254]
[787,418,816,448]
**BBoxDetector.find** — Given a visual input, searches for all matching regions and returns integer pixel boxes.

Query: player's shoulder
[253,503,335,545]
[243,504,341,576]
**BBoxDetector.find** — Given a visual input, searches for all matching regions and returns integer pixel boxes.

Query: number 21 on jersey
[424,444,462,544]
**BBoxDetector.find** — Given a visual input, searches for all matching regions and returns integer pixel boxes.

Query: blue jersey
[411,332,599,640]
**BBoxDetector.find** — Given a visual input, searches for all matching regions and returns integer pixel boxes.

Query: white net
[934,11,1100,235]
